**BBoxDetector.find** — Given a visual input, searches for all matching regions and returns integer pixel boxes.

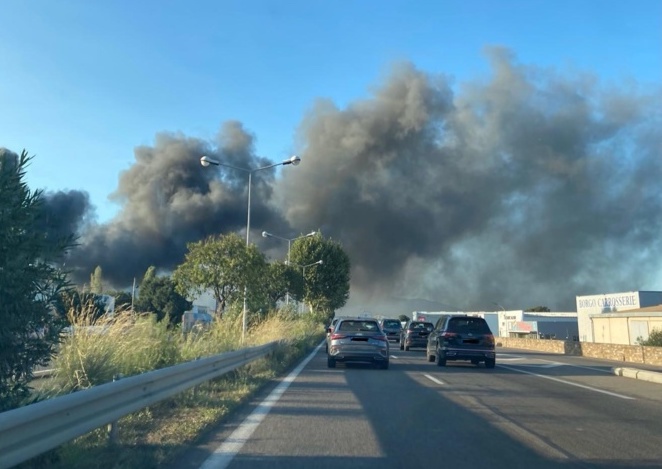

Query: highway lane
[180,344,662,469]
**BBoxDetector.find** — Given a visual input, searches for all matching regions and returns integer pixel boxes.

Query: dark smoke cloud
[1,147,91,248]
[278,47,662,311]
[18,47,661,311]
[38,190,93,247]
[65,121,290,286]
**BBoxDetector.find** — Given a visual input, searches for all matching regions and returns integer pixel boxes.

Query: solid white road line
[538,358,612,374]
[424,373,445,385]
[499,364,635,400]
[199,342,323,469]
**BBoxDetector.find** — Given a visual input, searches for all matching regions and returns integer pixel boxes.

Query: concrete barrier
[612,367,662,385]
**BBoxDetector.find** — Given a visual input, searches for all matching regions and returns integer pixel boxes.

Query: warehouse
[590,305,662,345]
[575,291,662,342]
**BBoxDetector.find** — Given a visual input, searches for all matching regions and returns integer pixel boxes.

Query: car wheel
[327,356,336,368]
[325,343,328,353]
[399,341,404,350]
[379,360,389,370]
[485,358,496,369]
[427,352,435,362]
[435,350,446,367]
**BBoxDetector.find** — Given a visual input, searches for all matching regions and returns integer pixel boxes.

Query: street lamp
[200,154,301,342]
[262,230,317,305]
[288,260,323,313]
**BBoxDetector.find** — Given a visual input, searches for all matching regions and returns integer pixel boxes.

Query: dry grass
[22,309,324,469]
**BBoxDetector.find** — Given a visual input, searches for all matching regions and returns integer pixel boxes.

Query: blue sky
[1,0,660,223]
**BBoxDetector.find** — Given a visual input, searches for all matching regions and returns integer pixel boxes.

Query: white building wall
[576,291,660,342]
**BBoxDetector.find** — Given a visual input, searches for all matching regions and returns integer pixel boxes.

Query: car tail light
[484,334,495,345]
[441,332,458,338]
[330,333,346,340]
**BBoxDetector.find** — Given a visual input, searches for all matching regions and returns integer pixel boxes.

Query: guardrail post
[107,374,123,444]
[191,357,201,398]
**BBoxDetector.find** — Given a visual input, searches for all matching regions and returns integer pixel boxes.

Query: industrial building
[589,304,662,345]
[413,310,578,339]
[576,291,662,342]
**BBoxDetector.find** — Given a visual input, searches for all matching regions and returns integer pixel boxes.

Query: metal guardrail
[0,341,278,469]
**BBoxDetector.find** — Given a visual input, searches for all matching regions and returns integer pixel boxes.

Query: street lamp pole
[262,230,317,304]
[200,154,301,342]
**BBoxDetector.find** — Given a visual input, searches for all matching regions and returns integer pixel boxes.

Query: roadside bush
[24,310,323,469]
[0,149,74,411]
[178,305,243,361]
[49,307,177,392]
[639,328,662,347]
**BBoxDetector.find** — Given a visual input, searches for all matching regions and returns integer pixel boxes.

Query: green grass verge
[17,312,325,469]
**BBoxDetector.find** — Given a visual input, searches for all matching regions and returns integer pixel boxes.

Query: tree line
[0,150,350,411]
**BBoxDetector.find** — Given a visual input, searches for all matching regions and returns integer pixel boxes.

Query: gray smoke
[38,190,93,246]
[278,47,662,311]
[19,47,662,311]
[0,148,91,248]
[66,121,290,285]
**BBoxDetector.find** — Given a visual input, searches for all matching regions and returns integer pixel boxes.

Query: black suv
[426,315,495,368]
[399,321,434,351]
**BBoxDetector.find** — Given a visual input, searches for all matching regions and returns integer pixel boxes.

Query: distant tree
[55,290,107,322]
[525,306,551,312]
[0,149,75,411]
[399,314,410,323]
[107,289,133,311]
[259,261,301,311]
[90,265,104,294]
[135,267,191,326]
[173,233,267,318]
[289,233,350,320]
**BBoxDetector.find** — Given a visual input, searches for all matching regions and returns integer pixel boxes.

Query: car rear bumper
[442,347,495,361]
[329,348,389,362]
[404,337,429,347]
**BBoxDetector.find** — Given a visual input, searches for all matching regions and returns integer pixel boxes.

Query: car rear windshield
[447,317,491,334]
[382,320,401,328]
[338,320,380,332]
[410,322,434,331]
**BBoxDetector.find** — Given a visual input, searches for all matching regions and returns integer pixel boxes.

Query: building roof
[616,304,662,313]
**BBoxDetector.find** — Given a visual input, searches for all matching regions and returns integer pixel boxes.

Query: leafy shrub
[639,328,662,347]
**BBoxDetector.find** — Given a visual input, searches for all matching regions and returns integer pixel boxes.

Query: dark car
[379,318,403,343]
[399,321,434,351]
[426,315,495,368]
[327,318,390,369]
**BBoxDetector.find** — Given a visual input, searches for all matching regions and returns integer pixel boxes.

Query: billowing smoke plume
[0,148,91,248]
[22,47,662,311]
[278,47,662,311]
[38,190,93,246]
[65,121,290,285]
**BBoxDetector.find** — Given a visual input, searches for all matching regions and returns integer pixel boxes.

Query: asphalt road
[175,343,662,469]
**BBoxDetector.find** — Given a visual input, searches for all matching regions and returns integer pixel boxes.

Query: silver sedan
[327,318,390,369]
